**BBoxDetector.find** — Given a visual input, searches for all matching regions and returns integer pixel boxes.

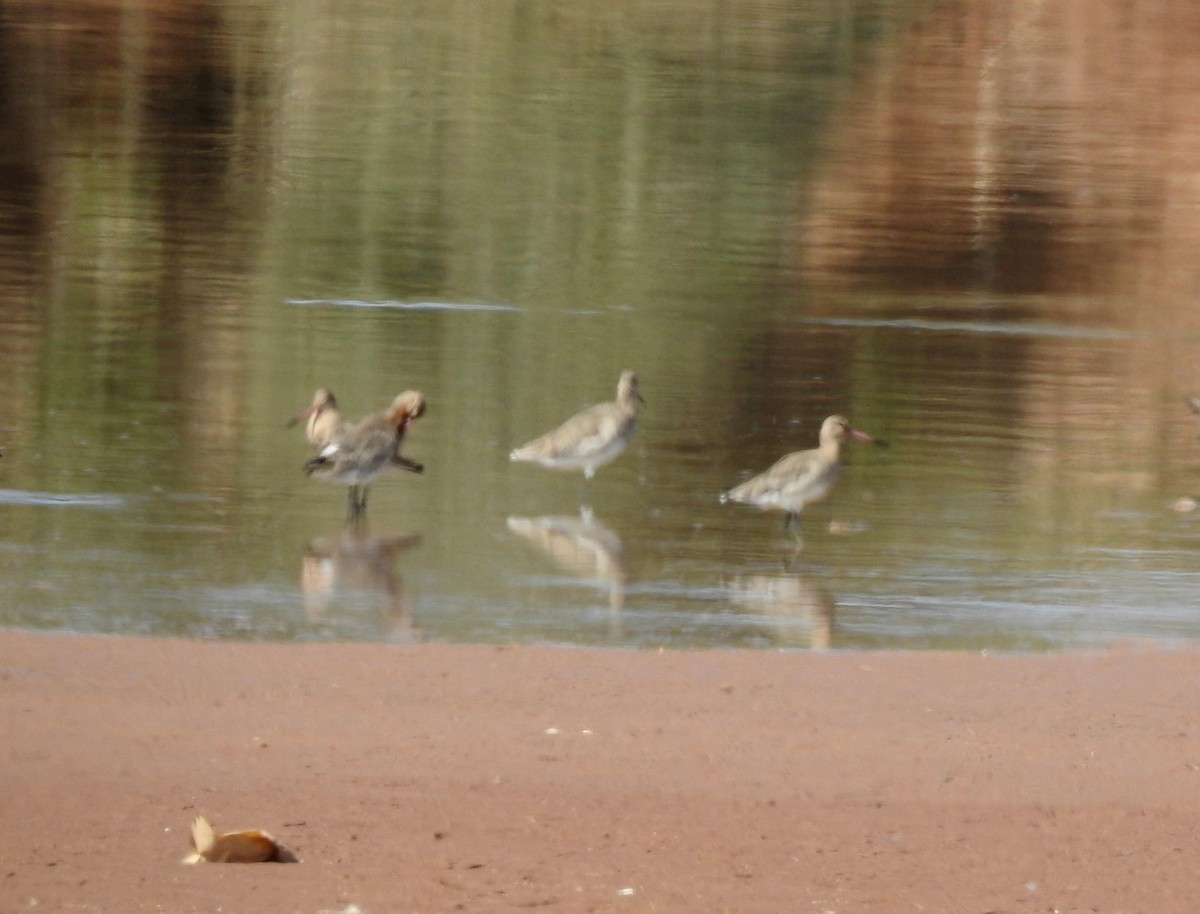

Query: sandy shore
[2,631,1198,913]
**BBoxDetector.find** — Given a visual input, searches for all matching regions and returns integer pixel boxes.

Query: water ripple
[0,489,126,508]
[794,315,1135,340]
[288,298,519,312]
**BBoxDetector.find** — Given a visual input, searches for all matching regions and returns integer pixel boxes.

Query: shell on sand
[182,815,298,864]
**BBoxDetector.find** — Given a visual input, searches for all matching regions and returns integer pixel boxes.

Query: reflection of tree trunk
[795,0,1200,318]
[0,0,278,491]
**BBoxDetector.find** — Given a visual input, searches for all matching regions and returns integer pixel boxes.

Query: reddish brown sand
[3,632,1199,913]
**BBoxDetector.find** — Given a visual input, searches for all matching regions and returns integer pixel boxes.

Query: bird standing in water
[509,371,644,489]
[720,415,884,543]
[304,390,426,522]
[289,388,348,452]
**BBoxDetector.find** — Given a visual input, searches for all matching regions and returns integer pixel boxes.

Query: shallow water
[3,1,1200,650]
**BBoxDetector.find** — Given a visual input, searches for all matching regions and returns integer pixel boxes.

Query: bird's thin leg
[784,512,805,551]
[395,455,424,474]
[345,485,368,526]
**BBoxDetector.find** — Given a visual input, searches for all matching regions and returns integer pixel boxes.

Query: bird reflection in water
[301,526,423,640]
[506,507,629,625]
[727,573,836,650]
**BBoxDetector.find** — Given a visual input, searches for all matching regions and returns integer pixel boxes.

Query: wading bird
[720,415,885,543]
[289,388,347,452]
[509,371,644,488]
[304,390,426,521]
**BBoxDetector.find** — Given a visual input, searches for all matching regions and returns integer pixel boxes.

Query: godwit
[720,415,884,540]
[288,388,347,452]
[509,371,643,482]
[304,390,426,520]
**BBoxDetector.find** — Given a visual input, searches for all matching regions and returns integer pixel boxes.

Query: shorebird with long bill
[720,415,885,542]
[509,371,644,485]
[289,388,347,452]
